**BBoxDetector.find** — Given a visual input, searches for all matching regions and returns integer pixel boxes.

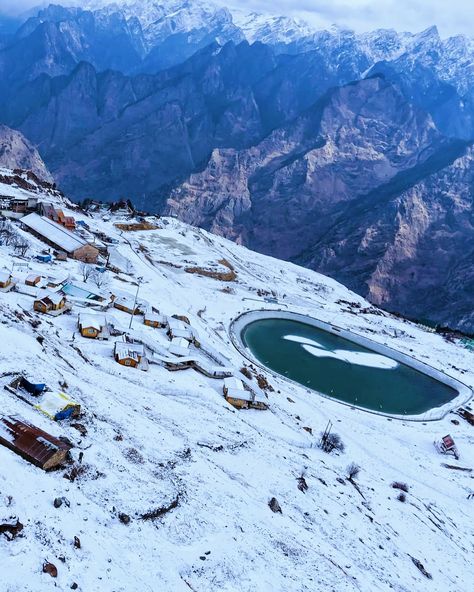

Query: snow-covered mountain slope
[231,10,314,45]
[0,176,473,591]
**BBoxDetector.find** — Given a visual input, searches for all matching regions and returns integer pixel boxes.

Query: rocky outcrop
[302,144,474,332]
[166,75,443,254]
[0,125,53,182]
[165,76,474,331]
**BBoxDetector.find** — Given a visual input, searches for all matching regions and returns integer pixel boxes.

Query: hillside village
[0,167,473,591]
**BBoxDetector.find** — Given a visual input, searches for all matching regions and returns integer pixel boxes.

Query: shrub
[391,481,409,493]
[346,462,361,481]
[397,492,407,503]
[318,431,345,454]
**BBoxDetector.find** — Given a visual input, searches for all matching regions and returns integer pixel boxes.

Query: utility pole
[128,276,143,330]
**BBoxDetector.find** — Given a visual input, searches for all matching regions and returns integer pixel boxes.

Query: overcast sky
[1,0,473,37]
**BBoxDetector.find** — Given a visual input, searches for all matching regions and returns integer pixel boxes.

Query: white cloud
[222,0,474,37]
[1,0,472,38]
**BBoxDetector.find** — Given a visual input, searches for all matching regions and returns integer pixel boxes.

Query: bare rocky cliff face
[164,76,474,331]
[0,125,54,182]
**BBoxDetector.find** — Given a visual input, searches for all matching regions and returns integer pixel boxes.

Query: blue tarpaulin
[20,377,46,396]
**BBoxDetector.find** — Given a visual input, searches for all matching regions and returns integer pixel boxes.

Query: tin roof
[22,213,87,254]
[0,415,71,469]
[114,341,145,361]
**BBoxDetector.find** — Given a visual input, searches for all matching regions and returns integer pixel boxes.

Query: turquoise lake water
[241,318,458,415]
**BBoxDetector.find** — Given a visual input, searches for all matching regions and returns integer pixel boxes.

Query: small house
[250,391,269,411]
[144,311,167,328]
[34,392,80,421]
[114,296,141,315]
[223,378,253,409]
[25,274,41,287]
[78,313,109,339]
[0,415,72,470]
[114,342,147,369]
[0,271,13,291]
[169,337,190,357]
[222,378,268,410]
[34,291,68,315]
[56,209,76,230]
[167,318,194,341]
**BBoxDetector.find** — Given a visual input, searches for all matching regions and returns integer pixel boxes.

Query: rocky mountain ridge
[0,125,54,183]
[0,3,473,330]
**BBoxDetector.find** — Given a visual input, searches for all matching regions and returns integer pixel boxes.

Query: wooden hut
[0,416,72,470]
[223,378,268,410]
[223,378,253,409]
[0,271,13,291]
[114,342,146,369]
[172,314,191,325]
[167,318,194,341]
[113,296,141,315]
[144,311,167,328]
[78,313,109,339]
[34,291,68,315]
[56,209,76,230]
[25,274,41,287]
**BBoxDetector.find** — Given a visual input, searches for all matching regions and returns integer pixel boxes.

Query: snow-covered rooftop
[21,213,87,254]
[78,313,107,331]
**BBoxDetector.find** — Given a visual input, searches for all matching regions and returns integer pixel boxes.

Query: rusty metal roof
[0,416,71,469]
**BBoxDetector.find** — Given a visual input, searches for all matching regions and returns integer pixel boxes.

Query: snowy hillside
[0,175,473,591]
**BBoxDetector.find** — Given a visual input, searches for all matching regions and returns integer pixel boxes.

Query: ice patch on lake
[283,335,399,370]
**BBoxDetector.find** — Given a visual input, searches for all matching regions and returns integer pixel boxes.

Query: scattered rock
[74,536,81,549]
[71,423,88,436]
[43,562,58,578]
[70,583,78,590]
[410,556,432,579]
[54,496,70,508]
[140,496,179,520]
[268,497,282,513]
[0,518,23,541]
[118,513,131,525]
[297,476,309,493]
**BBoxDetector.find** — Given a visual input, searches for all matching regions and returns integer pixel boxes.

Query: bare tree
[14,241,30,257]
[90,269,110,290]
[80,262,94,282]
